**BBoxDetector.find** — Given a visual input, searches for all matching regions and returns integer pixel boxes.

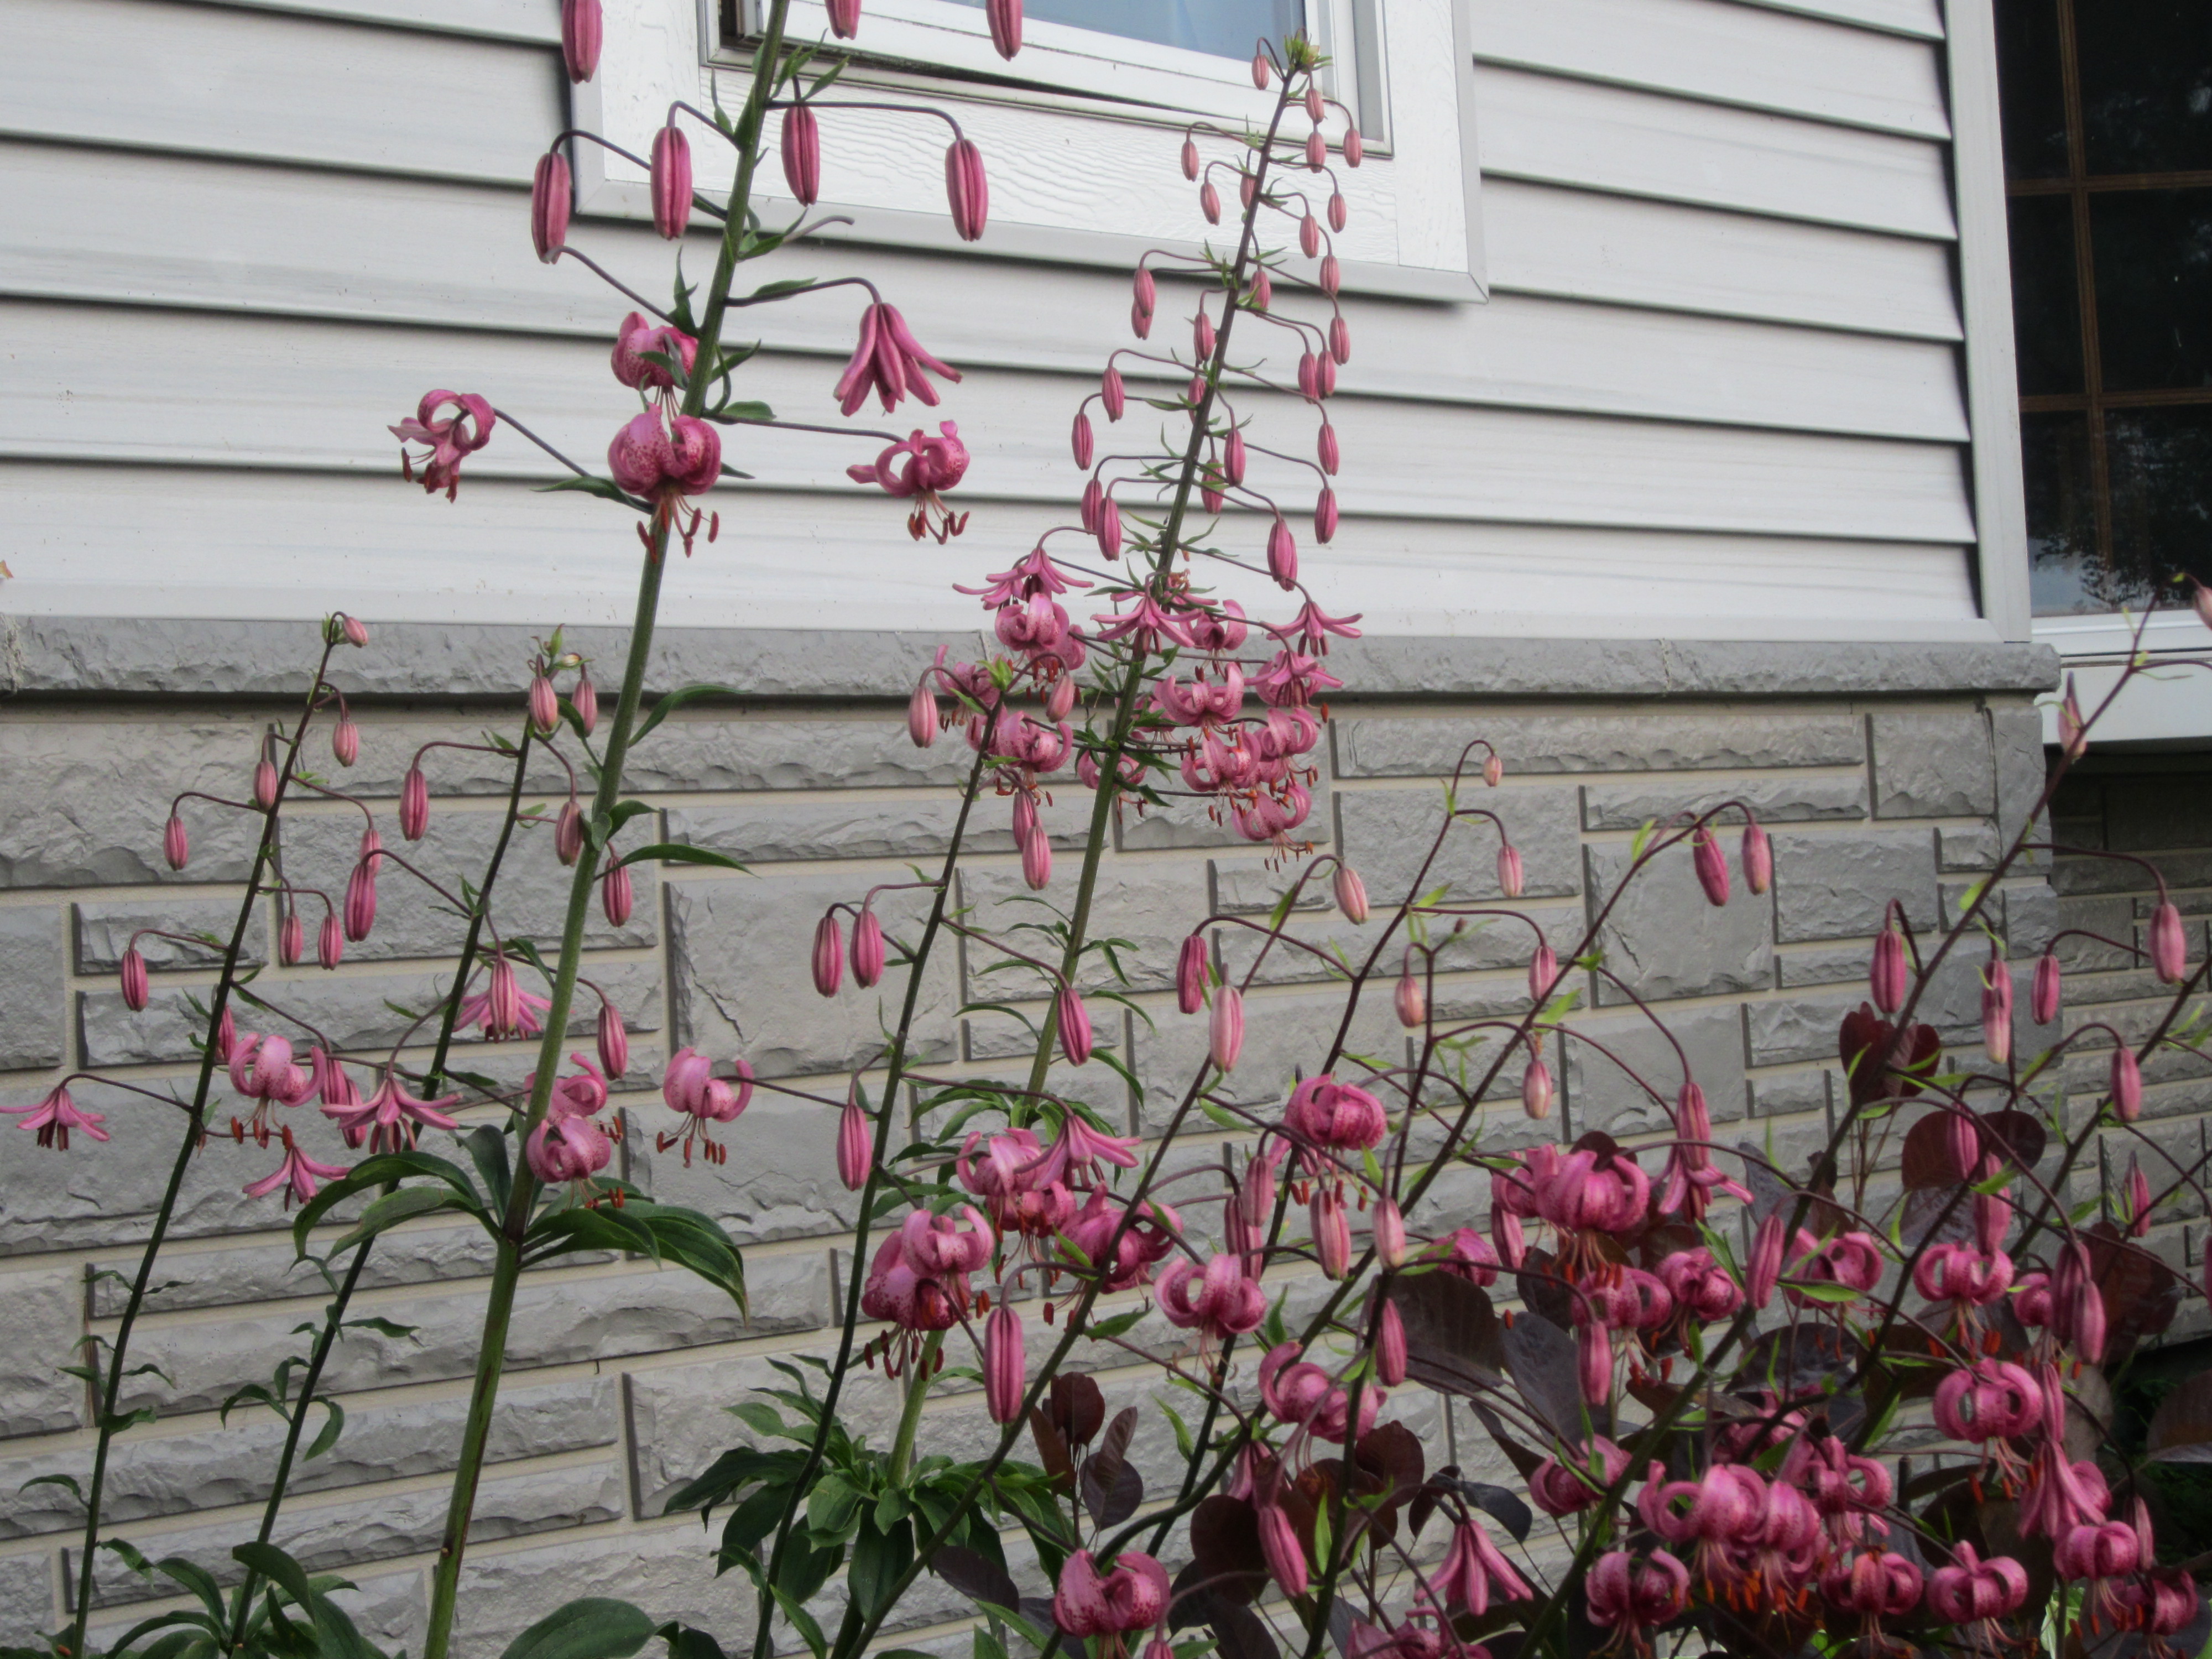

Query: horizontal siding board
[202,0,560,43]
[1728,0,1943,37]
[1475,66,1957,240]
[0,463,1978,637]
[0,302,1972,538]
[1485,180,1964,341]
[4,0,556,184]
[1472,0,1952,139]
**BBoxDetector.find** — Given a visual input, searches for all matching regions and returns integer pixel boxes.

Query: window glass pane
[2009,193,2085,395]
[2025,411,2105,613]
[947,0,1305,60]
[2089,187,2212,392]
[2108,405,2212,603]
[2075,0,2212,175]
[1996,0,2070,179]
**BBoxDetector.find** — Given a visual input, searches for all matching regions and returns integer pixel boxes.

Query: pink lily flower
[7,1084,109,1151]
[389,390,496,500]
[848,423,971,541]
[835,303,962,416]
[244,1125,349,1208]
[326,1068,461,1153]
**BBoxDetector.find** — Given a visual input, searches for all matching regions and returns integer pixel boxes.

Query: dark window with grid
[1996,1,2212,615]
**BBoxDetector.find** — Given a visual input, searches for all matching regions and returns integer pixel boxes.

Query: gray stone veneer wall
[4,624,2158,1652]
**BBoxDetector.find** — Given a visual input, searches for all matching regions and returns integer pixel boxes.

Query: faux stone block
[0,1552,53,1640]
[1335,785,1581,907]
[1870,708,1996,818]
[1209,857,1333,916]
[1989,703,2050,852]
[0,719,267,888]
[0,908,66,1070]
[667,789,1089,866]
[2004,880,2060,955]
[72,896,252,973]
[1332,711,1865,779]
[1770,828,1939,943]
[1584,842,1773,1004]
[0,1265,83,1438]
[628,1071,855,1246]
[626,717,973,794]
[1938,825,2001,872]
[959,863,1206,999]
[1578,774,1866,833]
[1747,1068,1833,1119]
[1562,1006,1746,1140]
[1,1379,614,1538]
[89,1220,495,1317]
[280,808,658,963]
[2053,848,2212,897]
[670,872,956,1079]
[2055,895,2138,970]
[448,1520,760,1656]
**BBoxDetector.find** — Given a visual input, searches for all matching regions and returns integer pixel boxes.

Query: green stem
[225,727,535,1651]
[67,640,340,1657]
[888,1330,942,1486]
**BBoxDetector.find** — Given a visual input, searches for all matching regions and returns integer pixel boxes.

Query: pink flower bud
[1300,212,1321,258]
[1223,426,1247,486]
[1071,409,1094,469]
[1320,254,1341,295]
[279,908,304,967]
[907,682,940,749]
[1097,495,1123,560]
[318,912,343,969]
[1749,1210,1786,1308]
[529,675,559,735]
[254,758,280,811]
[120,947,149,1011]
[573,676,598,735]
[1058,983,1093,1065]
[332,717,359,768]
[812,913,844,997]
[1333,862,1368,924]
[1328,192,1347,234]
[1180,135,1199,180]
[1267,518,1298,588]
[164,813,189,871]
[985,1300,1025,1422]
[531,152,572,262]
[344,861,377,943]
[1870,924,1907,1013]
[1045,675,1076,723]
[1312,1186,1351,1278]
[1100,366,1127,424]
[2034,947,2063,1024]
[1497,843,1524,898]
[487,953,523,1037]
[1199,180,1220,224]
[2059,673,2088,761]
[597,999,628,1079]
[341,614,369,648]
[983,0,1022,55]
[1578,1317,1613,1404]
[601,862,634,927]
[1483,753,1504,787]
[1328,319,1350,370]
[560,0,601,81]
[1692,827,1729,905]
[1177,933,1209,1015]
[1317,422,1339,475]
[1741,818,1772,894]
[1251,49,1271,89]
[650,125,692,240]
[1305,129,1326,170]
[837,1088,870,1190]
[1375,1296,1407,1384]
[1211,984,1244,1072]
[555,800,584,867]
[1982,954,2013,1064]
[1373,1196,1406,1267]
[2129,1159,2153,1237]
[1394,968,1425,1030]
[827,0,859,36]
[400,766,429,841]
[1022,826,1052,890]
[1305,80,1325,122]
[1194,309,1216,361]
[852,907,886,987]
[1530,942,1557,1003]
[2150,900,2187,984]
[2111,1043,2142,1122]
[781,102,820,205]
[1314,486,1338,542]
[1081,477,1103,533]
[945,138,989,241]
[1522,1054,1554,1119]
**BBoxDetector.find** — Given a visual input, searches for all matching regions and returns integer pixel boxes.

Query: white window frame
[574,0,1485,300]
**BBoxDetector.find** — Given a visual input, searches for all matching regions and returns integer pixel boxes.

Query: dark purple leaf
[1386,1272,1504,1397]
[1501,1310,1600,1440]
[1211,1602,1280,1659]
[1048,1374,1105,1449]
[930,1545,1018,1610]
[1900,1186,1978,1251]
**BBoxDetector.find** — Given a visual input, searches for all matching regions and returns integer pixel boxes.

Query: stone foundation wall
[0,628,2140,1652]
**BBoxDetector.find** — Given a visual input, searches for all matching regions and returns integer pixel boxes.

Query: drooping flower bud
[2053,1239,2107,1363]
[1176,932,1209,1015]
[1251,49,1271,89]
[2128,1158,2154,1237]
[597,998,628,1079]
[343,860,377,943]
[1314,486,1338,542]
[1180,135,1199,180]
[279,907,304,967]
[573,676,598,735]
[1198,180,1220,225]
[1097,495,1123,560]
[1749,1209,1786,1308]
[1373,1196,1406,1267]
[1300,212,1321,258]
[1375,1296,1407,1385]
[254,758,280,811]
[812,913,844,997]
[601,862,634,927]
[332,717,359,768]
[781,102,821,205]
[1496,844,1524,899]
[1333,862,1368,924]
[2058,673,2088,761]
[164,813,190,871]
[1267,518,1297,588]
[1320,254,1341,295]
[945,138,989,241]
[2150,899,2187,984]
[1328,191,1348,234]
[1394,967,1425,1030]
[1193,309,1215,363]
[400,766,429,841]
[2111,1042,2142,1122]
[1982,952,2012,1064]
[1021,826,1052,890]
[555,800,584,867]
[851,906,886,987]
[1070,408,1094,469]
[1058,982,1093,1066]
[560,0,601,81]
[1530,942,1557,1003]
[650,125,692,240]
[1521,1055,1553,1120]
[341,614,369,648]
[1870,922,1907,1013]
[529,675,559,735]
[1741,817,1772,894]
[985,1300,1025,1422]
[1305,129,1326,170]
[318,912,343,970]
[1317,421,1339,475]
[1343,127,1363,166]
[120,947,149,1011]
[1944,1108,1979,1181]
[1045,675,1077,723]
[907,682,940,749]
[1219,426,1247,488]
[837,1087,870,1190]
[1312,1185,1351,1278]
[1690,826,1730,906]
[1210,984,1244,1072]
[827,0,859,36]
